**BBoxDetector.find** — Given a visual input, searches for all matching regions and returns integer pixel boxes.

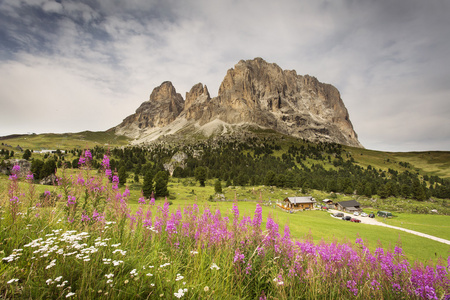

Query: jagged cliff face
[114,58,362,148]
[115,81,184,137]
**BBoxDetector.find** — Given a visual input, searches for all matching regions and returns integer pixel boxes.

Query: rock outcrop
[114,58,363,148]
[0,159,31,177]
[183,83,212,121]
[115,81,184,138]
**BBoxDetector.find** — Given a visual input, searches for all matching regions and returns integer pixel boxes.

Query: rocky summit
[114,58,363,148]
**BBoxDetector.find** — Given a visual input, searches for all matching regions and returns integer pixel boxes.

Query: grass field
[379,213,450,241]
[0,131,129,150]
[391,151,450,178]
[115,178,450,265]
[4,174,448,265]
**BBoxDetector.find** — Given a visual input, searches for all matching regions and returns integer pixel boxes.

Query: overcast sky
[1,0,449,152]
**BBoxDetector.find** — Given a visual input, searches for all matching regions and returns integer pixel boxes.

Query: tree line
[4,137,450,201]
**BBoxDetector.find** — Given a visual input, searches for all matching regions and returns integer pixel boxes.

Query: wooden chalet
[283,196,316,210]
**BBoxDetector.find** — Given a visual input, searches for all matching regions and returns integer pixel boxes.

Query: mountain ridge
[114,58,363,148]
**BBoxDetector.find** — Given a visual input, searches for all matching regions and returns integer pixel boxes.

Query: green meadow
[1,130,450,266]
[0,131,129,150]
[121,178,450,265]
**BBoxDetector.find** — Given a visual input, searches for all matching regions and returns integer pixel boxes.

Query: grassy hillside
[347,146,450,179]
[391,151,450,178]
[0,131,129,150]
[2,129,449,179]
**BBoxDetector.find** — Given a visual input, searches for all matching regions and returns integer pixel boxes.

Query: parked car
[353,212,359,216]
[360,212,368,217]
[333,212,344,218]
[368,213,375,218]
[350,218,361,223]
[342,216,351,221]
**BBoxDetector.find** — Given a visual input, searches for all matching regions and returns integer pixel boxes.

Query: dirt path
[328,209,450,246]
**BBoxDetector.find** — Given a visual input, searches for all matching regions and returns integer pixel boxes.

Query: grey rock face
[114,58,362,148]
[0,159,31,177]
[115,81,184,138]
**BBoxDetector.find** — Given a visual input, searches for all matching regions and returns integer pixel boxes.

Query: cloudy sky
[1,0,449,152]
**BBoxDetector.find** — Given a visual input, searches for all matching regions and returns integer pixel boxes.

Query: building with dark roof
[336,200,362,213]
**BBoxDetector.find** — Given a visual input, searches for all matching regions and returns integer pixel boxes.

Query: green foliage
[154,171,169,197]
[194,166,207,187]
[264,170,276,186]
[118,166,127,186]
[30,159,44,180]
[22,149,32,160]
[214,179,222,194]
[142,171,154,198]
[412,179,427,201]
[172,166,185,178]
[42,159,56,179]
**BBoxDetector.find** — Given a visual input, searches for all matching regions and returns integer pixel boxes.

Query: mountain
[114,58,363,148]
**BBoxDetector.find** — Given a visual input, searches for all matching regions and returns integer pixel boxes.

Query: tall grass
[1,151,449,299]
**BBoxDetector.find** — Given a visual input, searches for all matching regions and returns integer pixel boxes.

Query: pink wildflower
[101,155,110,169]
[67,195,76,205]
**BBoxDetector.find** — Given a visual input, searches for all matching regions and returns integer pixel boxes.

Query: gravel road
[328,209,450,246]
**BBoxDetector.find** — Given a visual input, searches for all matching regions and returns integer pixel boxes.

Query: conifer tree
[118,166,127,186]
[154,171,169,197]
[214,179,222,194]
[195,166,207,187]
[142,171,154,198]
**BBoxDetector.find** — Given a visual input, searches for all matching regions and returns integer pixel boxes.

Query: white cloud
[42,1,62,14]
[0,55,140,136]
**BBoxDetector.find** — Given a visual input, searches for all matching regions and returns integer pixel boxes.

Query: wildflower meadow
[1,150,449,299]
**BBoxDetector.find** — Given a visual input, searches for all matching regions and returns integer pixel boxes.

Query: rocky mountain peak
[114,58,363,148]
[214,58,361,147]
[184,83,211,110]
[149,81,182,103]
[114,81,184,138]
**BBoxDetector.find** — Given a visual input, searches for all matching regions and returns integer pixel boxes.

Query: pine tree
[412,180,427,201]
[118,167,127,186]
[22,149,32,160]
[195,166,207,187]
[264,170,276,186]
[142,171,154,198]
[226,178,232,187]
[154,171,169,197]
[214,179,222,194]
[400,183,410,198]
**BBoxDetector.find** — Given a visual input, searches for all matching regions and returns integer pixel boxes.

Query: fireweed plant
[0,151,449,299]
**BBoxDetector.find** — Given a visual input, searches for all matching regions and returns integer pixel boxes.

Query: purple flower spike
[234,249,245,263]
[84,150,92,161]
[78,157,86,165]
[12,164,21,173]
[67,195,76,205]
[101,155,110,169]
[138,197,146,204]
[252,203,262,227]
[81,212,91,222]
